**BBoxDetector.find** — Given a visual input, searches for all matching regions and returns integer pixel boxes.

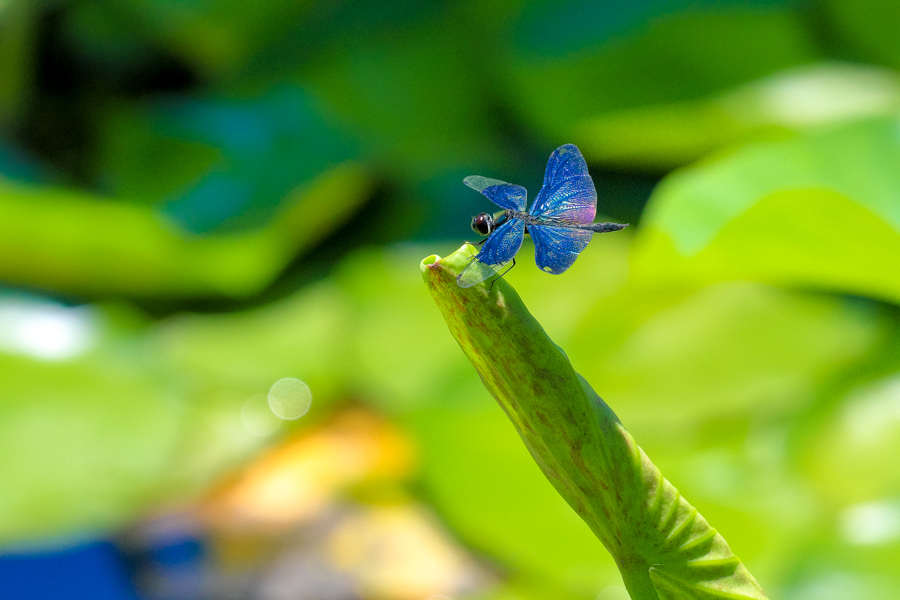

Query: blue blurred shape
[516,0,796,55]
[0,540,141,600]
[0,141,49,184]
[146,536,203,571]
[173,173,256,232]
[151,85,355,233]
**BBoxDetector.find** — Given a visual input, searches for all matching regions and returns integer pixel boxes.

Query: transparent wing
[457,219,525,288]
[529,144,597,225]
[464,176,527,211]
[530,224,593,275]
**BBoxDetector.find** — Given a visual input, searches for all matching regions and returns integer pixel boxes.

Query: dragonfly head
[471,212,494,236]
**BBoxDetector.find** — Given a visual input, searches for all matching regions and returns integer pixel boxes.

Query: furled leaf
[421,245,768,600]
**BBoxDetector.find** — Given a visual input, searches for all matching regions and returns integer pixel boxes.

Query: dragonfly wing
[542,143,590,185]
[457,219,525,287]
[530,224,593,274]
[464,176,527,211]
[529,144,596,225]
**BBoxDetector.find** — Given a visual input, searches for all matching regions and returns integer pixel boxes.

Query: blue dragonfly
[458,144,627,288]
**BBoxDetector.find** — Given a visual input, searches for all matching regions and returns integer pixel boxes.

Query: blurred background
[1,0,899,599]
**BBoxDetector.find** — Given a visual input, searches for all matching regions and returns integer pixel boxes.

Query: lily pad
[632,117,900,303]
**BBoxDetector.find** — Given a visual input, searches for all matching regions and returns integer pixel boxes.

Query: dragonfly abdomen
[583,222,629,232]
[516,212,629,233]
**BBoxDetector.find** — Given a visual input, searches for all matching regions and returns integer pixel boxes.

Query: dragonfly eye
[471,213,493,236]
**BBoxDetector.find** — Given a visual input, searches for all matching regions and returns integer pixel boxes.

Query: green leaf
[0,272,354,544]
[0,340,272,543]
[73,0,318,79]
[0,1,35,127]
[801,370,900,506]
[575,63,900,171]
[97,88,358,232]
[0,163,372,298]
[298,17,502,177]
[571,280,882,429]
[632,117,900,304]
[819,0,900,71]
[98,107,224,206]
[508,5,818,143]
[421,245,768,600]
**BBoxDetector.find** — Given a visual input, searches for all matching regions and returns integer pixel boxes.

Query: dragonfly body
[478,210,627,233]
[457,144,627,287]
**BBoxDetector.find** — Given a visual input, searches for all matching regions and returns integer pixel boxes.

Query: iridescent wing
[457,219,525,288]
[464,176,527,211]
[530,224,593,274]
[528,145,598,274]
[528,144,597,225]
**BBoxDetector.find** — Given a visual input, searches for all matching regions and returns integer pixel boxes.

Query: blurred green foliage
[0,163,371,297]
[1,0,899,599]
[634,117,900,302]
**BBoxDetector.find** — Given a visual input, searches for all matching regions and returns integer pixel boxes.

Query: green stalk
[421,244,768,600]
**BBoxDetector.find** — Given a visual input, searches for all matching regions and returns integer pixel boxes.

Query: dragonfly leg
[488,258,516,292]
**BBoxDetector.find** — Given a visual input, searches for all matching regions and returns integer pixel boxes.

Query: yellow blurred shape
[328,505,487,600]
[205,408,416,530]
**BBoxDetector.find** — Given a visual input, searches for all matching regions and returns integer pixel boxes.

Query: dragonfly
[457,143,628,288]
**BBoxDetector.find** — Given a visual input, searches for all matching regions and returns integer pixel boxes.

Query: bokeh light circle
[268,377,312,420]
